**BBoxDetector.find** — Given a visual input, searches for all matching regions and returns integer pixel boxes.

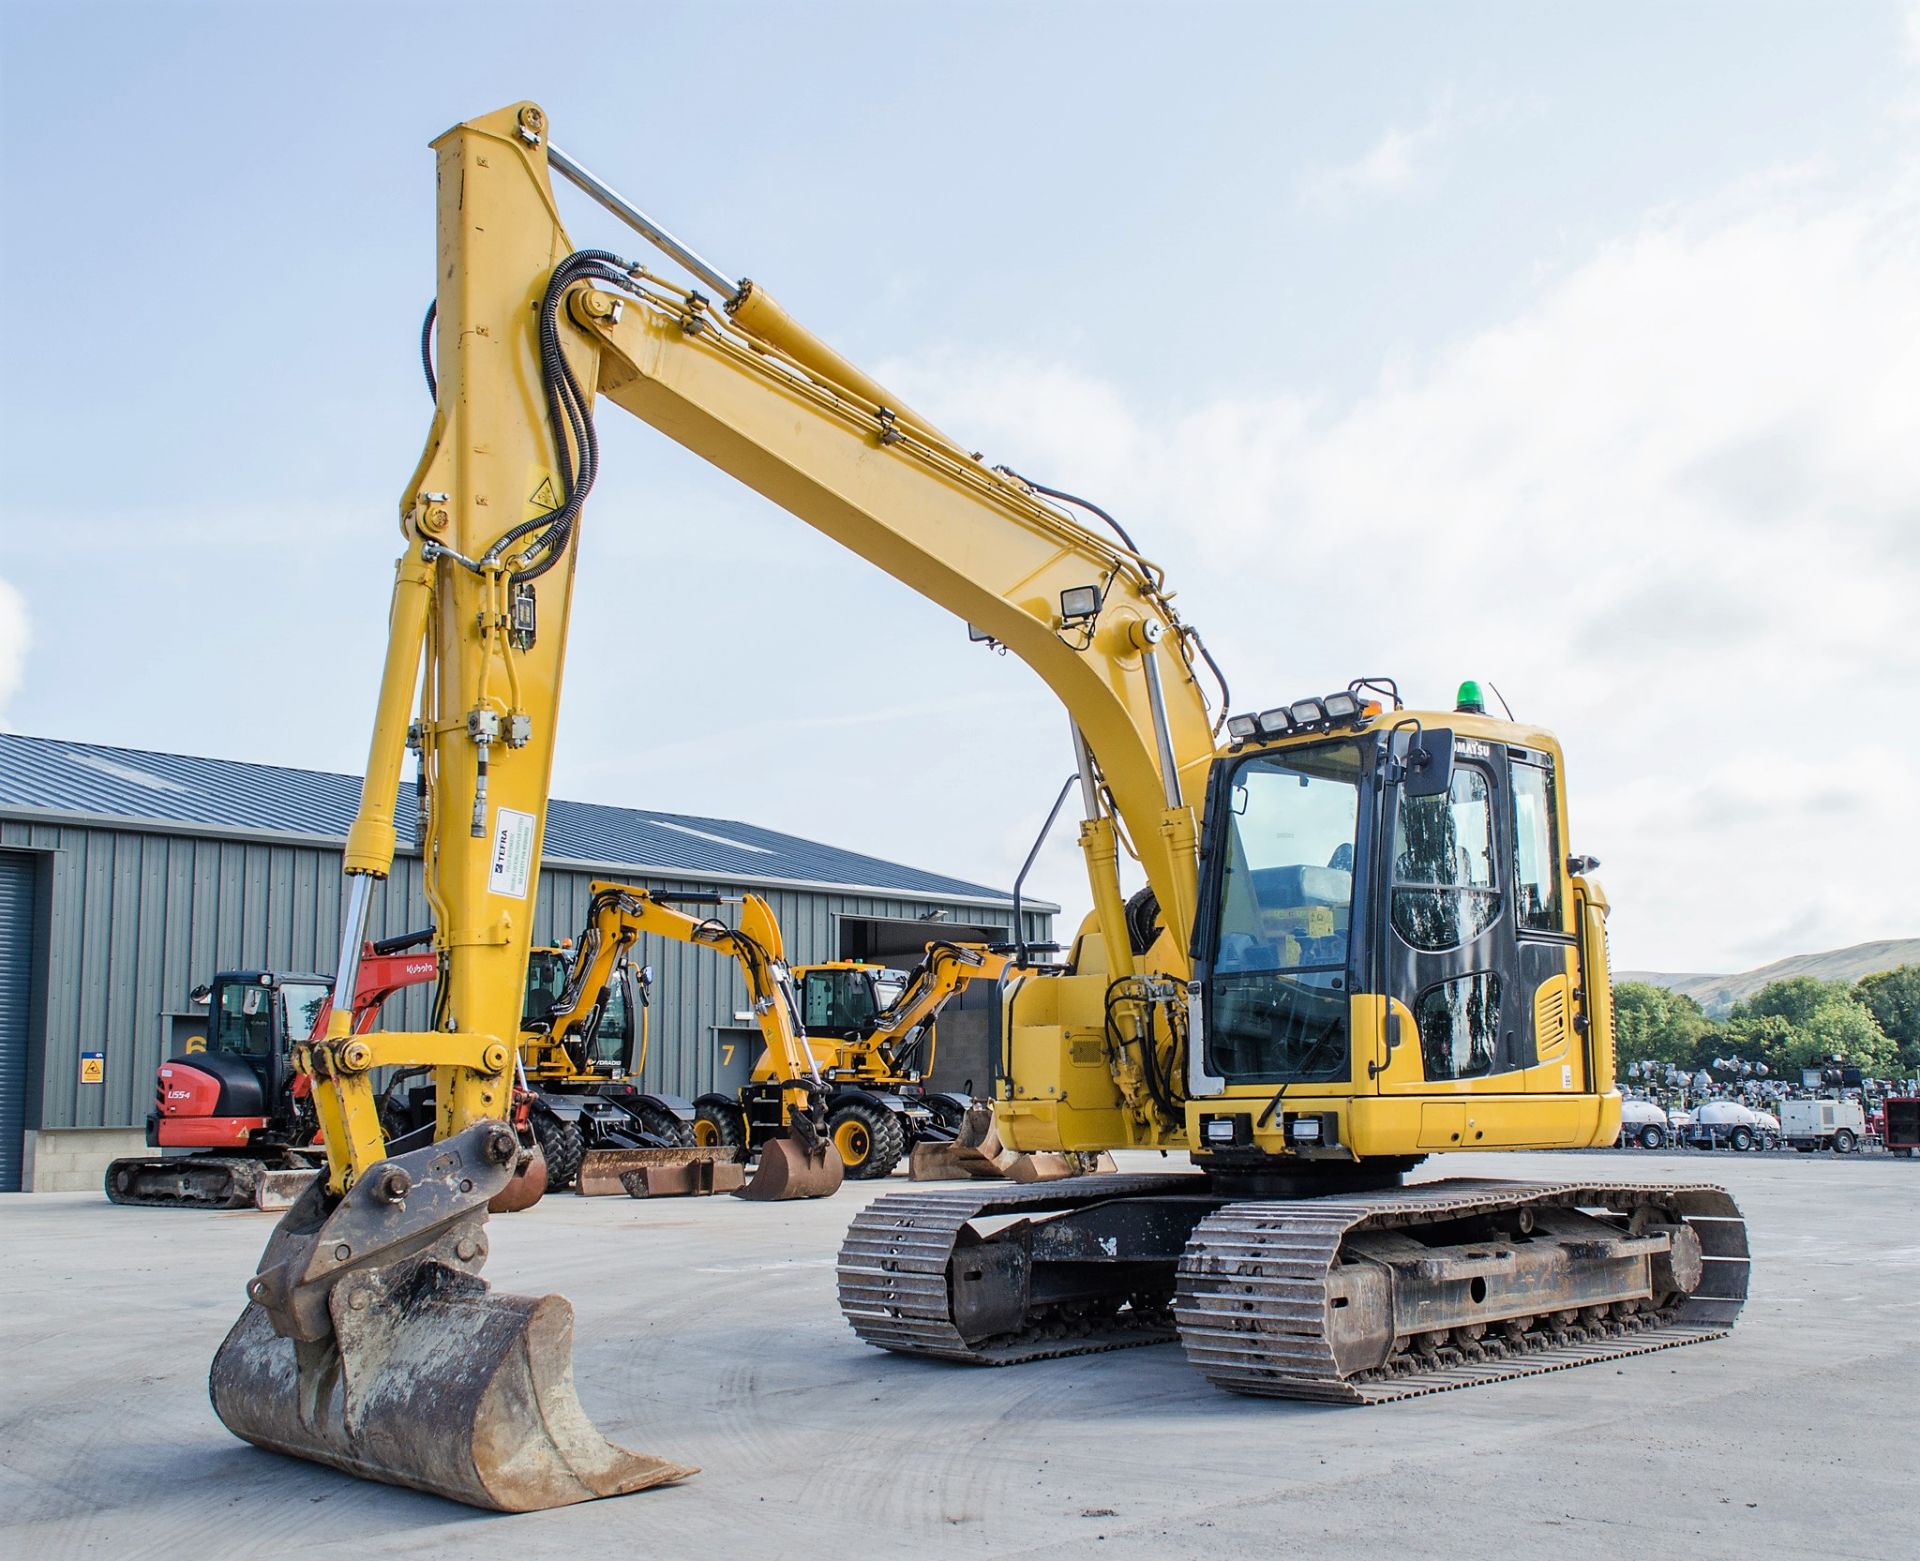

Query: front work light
[1322,690,1362,721]
[1288,697,1327,727]
[1256,707,1292,737]
[1059,585,1102,623]
[1227,714,1259,740]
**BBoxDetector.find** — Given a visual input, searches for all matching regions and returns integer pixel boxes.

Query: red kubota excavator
[104,930,437,1209]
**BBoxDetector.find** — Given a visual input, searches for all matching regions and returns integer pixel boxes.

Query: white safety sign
[489,807,536,899]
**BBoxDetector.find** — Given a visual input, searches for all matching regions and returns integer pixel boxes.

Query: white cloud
[1300,97,1456,209]
[882,161,1920,973]
[0,577,28,724]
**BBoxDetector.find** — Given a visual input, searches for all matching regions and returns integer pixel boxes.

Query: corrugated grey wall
[0,819,1052,1131]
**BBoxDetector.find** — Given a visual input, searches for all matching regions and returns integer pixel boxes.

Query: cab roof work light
[1225,688,1383,745]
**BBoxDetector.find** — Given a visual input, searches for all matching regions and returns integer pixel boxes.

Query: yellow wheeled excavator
[695,942,1015,1179]
[500,888,841,1197]
[207,102,1747,1513]
[541,883,843,1198]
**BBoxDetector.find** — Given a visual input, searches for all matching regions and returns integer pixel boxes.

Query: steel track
[837,1175,1749,1401]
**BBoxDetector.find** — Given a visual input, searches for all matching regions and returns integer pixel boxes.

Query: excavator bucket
[907,1101,1117,1182]
[487,1138,550,1213]
[256,1165,325,1212]
[208,1122,693,1511]
[575,1146,743,1197]
[734,1117,844,1201]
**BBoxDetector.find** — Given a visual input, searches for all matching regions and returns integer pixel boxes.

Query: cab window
[1392,766,1499,951]
[1415,972,1501,1080]
[281,981,331,1042]
[1204,740,1362,1084]
[801,969,880,1034]
[213,982,277,1058]
[1511,760,1562,933]
[592,976,632,1066]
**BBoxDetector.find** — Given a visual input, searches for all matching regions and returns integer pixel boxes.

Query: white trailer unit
[1781,1097,1865,1153]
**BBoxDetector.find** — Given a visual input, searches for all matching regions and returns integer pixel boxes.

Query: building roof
[0,733,1051,911]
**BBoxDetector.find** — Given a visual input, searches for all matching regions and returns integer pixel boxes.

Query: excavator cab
[796,961,891,1040]
[210,969,328,1067]
[524,945,646,1076]
[523,947,571,1029]
[1187,695,1611,1172]
[153,973,329,1149]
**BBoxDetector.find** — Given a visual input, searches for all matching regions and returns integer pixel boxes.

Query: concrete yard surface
[1,1149,1913,1560]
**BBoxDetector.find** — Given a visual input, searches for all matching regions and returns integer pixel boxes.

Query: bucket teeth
[209,1121,693,1511]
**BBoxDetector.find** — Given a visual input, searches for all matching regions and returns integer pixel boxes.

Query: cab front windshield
[213,979,329,1058]
[1205,741,1361,1083]
[282,981,330,1042]
[523,950,571,1030]
[801,968,880,1036]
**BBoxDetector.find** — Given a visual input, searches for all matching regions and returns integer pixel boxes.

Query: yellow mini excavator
[207,103,1746,1513]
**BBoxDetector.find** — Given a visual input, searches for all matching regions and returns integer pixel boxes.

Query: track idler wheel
[208,1121,692,1511]
[734,1112,845,1201]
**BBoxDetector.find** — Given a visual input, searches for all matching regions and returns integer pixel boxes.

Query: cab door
[1506,746,1583,1093]
[1373,741,1567,1098]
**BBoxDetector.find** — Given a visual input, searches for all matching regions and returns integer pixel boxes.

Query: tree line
[1613,967,1920,1082]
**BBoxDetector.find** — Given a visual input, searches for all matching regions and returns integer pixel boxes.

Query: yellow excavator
[526,886,843,1198]
[694,942,1015,1178]
[207,102,1747,1513]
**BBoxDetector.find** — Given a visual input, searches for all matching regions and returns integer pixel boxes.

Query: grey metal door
[712,1027,759,1096]
[0,854,37,1191]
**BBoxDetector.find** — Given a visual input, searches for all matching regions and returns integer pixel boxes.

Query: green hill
[1621,938,1920,1017]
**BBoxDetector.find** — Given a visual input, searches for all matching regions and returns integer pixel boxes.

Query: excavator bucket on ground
[208,1121,693,1511]
[575,1145,743,1197]
[907,1101,1118,1182]
[734,1116,845,1201]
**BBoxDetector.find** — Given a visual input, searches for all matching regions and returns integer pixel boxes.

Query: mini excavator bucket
[208,1121,693,1511]
[907,1101,1117,1182]
[487,1136,550,1213]
[734,1114,845,1201]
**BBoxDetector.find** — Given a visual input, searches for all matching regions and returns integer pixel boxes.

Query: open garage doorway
[835,914,1010,1100]
[835,915,1008,963]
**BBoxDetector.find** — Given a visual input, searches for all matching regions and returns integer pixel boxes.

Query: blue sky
[3,1,1917,971]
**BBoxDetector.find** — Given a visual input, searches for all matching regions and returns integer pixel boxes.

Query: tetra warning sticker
[489,807,536,899]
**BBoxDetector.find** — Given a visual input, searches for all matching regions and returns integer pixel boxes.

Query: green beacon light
[1455,679,1486,715]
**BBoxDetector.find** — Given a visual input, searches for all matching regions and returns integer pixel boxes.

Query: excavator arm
[863,942,1013,1074]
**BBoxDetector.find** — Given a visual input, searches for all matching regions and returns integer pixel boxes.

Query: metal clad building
[0,733,1054,1190]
